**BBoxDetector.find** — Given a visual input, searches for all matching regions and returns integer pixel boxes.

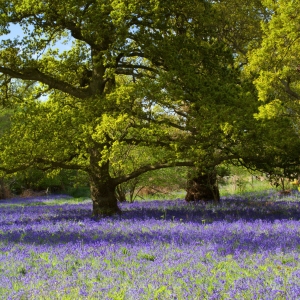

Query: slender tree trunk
[185,169,220,203]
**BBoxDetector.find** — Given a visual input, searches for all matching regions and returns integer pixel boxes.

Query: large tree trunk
[89,149,121,217]
[185,170,220,203]
[89,173,121,216]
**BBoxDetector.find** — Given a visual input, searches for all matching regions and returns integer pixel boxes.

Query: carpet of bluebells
[2,191,300,299]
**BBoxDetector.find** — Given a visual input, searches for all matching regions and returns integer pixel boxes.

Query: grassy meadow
[1,178,300,299]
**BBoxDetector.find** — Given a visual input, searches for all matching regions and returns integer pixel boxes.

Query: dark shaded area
[120,199,300,224]
[0,178,11,200]
[1,192,300,256]
[2,192,300,225]
[2,219,300,256]
[185,171,220,202]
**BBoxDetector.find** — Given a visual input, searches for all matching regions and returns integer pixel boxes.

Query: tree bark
[115,184,127,202]
[185,170,220,203]
[88,149,121,217]
[89,173,121,216]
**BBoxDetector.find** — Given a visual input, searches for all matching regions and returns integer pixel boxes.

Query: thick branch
[8,13,35,23]
[22,8,102,50]
[0,67,91,99]
[128,17,154,28]
[114,51,147,67]
[59,19,101,50]
[34,156,87,171]
[280,79,300,99]
[151,118,188,132]
[173,108,189,118]
[121,137,177,148]
[117,63,158,74]
[114,161,194,185]
[0,164,32,175]
[126,51,146,58]
[114,69,155,79]
[136,114,196,135]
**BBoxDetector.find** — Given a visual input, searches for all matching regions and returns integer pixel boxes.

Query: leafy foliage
[245,0,300,179]
[1,0,300,213]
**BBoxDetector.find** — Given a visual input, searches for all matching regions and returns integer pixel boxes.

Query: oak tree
[0,0,219,215]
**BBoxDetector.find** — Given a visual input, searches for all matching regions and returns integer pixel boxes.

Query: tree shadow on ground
[1,198,300,255]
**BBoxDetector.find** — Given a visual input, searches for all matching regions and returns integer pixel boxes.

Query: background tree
[0,109,13,199]
[130,0,272,202]
[245,0,300,180]
[248,0,300,106]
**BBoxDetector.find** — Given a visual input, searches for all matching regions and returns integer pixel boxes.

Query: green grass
[219,178,273,196]
[134,190,187,202]
[0,197,90,207]
[135,178,275,201]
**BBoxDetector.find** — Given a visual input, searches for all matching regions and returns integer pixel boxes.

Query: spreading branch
[0,164,32,175]
[280,78,300,100]
[34,155,87,171]
[0,67,91,99]
[117,63,159,74]
[114,161,195,185]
